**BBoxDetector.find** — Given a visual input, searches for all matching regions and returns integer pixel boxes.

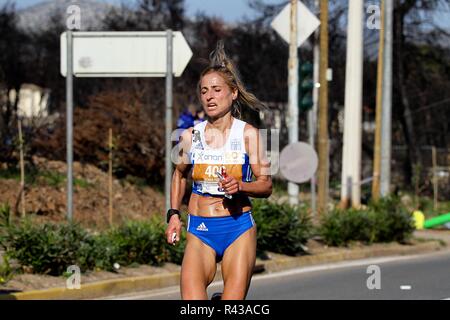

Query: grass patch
[0,167,92,189]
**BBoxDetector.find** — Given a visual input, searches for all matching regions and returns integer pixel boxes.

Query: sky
[5,0,285,22]
[4,0,450,29]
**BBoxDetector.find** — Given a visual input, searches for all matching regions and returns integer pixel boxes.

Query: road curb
[0,240,444,300]
[0,272,181,300]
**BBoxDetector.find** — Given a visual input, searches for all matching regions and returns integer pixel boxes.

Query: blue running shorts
[187,211,255,259]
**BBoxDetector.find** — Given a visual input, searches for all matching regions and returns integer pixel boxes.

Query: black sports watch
[166,209,181,223]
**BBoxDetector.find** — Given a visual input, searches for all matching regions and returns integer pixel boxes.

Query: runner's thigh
[220,226,257,299]
[181,233,217,299]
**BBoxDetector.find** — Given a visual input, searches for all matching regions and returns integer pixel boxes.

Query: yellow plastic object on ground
[412,210,425,230]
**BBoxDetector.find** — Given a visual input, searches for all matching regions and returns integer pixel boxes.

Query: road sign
[61,30,184,221]
[280,142,318,184]
[271,0,320,47]
[61,31,192,77]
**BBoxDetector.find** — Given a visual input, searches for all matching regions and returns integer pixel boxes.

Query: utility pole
[380,0,393,197]
[317,0,329,215]
[288,0,299,206]
[341,0,364,209]
[372,0,385,201]
[309,0,320,217]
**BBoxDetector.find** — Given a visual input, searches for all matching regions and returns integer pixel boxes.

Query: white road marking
[400,285,412,290]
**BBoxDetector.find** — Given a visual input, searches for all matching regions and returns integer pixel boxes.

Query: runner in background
[177,103,198,130]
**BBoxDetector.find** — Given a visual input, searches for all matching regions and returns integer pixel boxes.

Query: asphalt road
[104,250,450,300]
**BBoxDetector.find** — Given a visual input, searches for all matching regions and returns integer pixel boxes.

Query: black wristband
[166,209,181,224]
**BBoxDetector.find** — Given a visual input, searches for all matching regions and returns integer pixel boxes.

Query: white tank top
[189,118,253,197]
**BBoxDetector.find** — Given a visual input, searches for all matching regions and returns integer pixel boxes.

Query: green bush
[368,196,415,243]
[0,221,96,275]
[0,213,188,276]
[0,255,13,284]
[103,217,167,267]
[0,199,319,275]
[79,233,119,272]
[88,215,187,269]
[319,196,415,246]
[319,208,375,246]
[252,199,312,256]
[0,203,11,232]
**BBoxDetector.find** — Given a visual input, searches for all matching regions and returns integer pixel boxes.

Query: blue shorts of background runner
[187,211,255,259]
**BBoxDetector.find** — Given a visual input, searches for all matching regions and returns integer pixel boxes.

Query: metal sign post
[61,31,192,221]
[271,0,321,206]
[66,30,73,222]
[287,0,300,206]
[165,29,173,213]
[380,0,393,197]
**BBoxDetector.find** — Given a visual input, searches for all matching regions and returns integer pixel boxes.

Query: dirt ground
[0,156,168,229]
[0,156,183,293]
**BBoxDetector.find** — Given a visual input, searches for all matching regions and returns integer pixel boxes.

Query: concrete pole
[66,31,74,222]
[288,0,299,206]
[380,0,393,197]
[165,30,173,213]
[341,0,364,208]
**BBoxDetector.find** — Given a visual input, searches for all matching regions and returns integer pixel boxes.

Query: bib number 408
[205,165,225,178]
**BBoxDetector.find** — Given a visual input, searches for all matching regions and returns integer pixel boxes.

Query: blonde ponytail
[198,41,266,119]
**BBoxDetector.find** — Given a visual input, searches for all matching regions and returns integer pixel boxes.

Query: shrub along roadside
[319,196,416,246]
[0,196,416,276]
[0,221,96,275]
[252,199,312,256]
[0,200,310,276]
[0,215,186,276]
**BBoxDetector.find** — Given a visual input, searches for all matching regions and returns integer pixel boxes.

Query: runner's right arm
[165,128,193,244]
[170,127,193,211]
